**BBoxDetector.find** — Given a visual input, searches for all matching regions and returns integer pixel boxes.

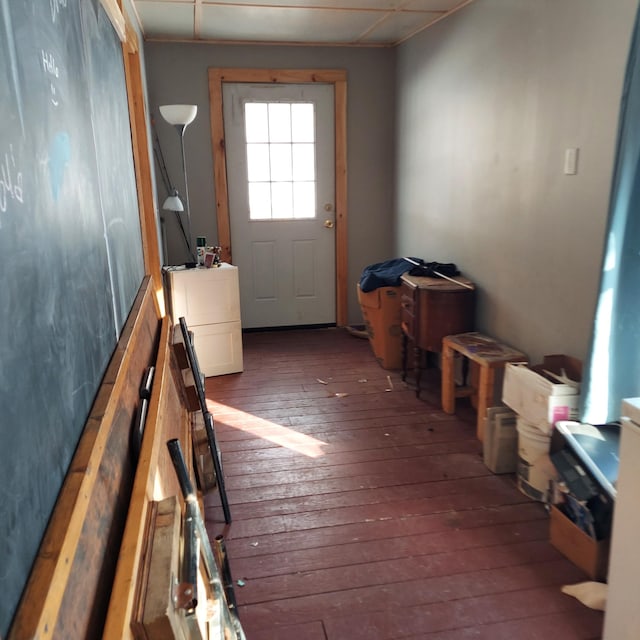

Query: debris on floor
[346,325,369,339]
[561,581,607,611]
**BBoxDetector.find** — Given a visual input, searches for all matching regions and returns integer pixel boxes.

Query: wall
[395,0,637,364]
[144,43,396,324]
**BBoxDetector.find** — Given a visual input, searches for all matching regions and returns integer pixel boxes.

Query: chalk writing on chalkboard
[0,144,24,214]
[50,0,68,23]
[41,50,60,106]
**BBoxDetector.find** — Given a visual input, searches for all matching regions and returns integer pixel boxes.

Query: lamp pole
[176,123,195,262]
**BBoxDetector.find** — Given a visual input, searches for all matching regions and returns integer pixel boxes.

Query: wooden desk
[400,274,475,396]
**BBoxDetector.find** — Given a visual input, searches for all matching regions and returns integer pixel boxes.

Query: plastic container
[516,416,558,502]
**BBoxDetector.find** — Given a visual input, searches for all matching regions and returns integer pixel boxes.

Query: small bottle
[196,236,206,266]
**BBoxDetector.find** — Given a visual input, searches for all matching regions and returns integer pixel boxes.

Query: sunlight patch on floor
[209,401,328,458]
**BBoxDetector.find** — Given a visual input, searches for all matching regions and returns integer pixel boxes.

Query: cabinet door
[170,266,241,327]
[191,322,243,376]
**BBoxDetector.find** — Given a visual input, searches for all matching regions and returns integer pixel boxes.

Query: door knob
[324,219,335,229]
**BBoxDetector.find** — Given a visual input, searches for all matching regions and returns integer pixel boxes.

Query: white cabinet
[603,398,640,640]
[167,263,243,376]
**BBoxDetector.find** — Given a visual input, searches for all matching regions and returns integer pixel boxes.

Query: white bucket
[516,416,558,502]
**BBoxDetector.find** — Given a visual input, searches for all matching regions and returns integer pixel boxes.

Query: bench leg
[441,344,456,414]
[476,365,494,442]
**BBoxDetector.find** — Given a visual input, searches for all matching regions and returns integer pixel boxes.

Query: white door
[223,83,336,329]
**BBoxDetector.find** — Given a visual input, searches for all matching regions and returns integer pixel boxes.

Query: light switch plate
[564,147,579,175]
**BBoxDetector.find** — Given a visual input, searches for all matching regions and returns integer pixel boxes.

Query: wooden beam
[121,12,165,315]
[103,315,192,639]
[100,0,126,42]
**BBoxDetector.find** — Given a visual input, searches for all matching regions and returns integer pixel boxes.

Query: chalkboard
[0,0,144,634]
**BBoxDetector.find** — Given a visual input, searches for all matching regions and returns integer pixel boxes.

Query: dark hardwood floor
[204,328,602,639]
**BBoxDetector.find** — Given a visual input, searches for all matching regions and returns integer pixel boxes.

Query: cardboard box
[549,504,609,581]
[502,355,582,433]
[357,284,402,370]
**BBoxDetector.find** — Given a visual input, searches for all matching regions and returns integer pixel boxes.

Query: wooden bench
[441,332,527,441]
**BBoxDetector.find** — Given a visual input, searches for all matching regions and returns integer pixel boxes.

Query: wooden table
[441,332,527,441]
[400,274,475,396]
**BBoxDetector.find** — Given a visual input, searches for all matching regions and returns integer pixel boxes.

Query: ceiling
[132,0,475,47]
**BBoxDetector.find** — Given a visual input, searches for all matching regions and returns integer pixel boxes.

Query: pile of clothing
[359,257,459,292]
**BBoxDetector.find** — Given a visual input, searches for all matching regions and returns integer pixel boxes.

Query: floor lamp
[160,104,198,265]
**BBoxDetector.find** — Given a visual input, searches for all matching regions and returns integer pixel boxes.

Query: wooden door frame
[208,68,348,327]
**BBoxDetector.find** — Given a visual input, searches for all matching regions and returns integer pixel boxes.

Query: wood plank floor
[204,328,602,640]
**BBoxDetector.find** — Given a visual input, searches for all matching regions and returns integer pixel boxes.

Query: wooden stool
[441,332,526,441]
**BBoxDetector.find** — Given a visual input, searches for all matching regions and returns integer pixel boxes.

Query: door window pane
[293,182,315,219]
[291,104,314,142]
[292,143,315,181]
[268,104,292,143]
[246,143,270,182]
[244,101,317,220]
[248,183,271,219]
[271,182,293,219]
[245,103,268,142]
[270,144,292,182]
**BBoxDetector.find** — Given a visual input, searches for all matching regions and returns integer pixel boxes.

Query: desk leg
[476,366,494,442]
[401,333,408,382]
[413,345,422,398]
[441,344,455,414]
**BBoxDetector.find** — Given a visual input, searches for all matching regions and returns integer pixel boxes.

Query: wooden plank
[208,68,231,264]
[334,75,348,327]
[171,324,201,412]
[215,475,524,521]
[418,611,605,640]
[229,520,550,578]
[9,278,160,640]
[99,0,126,42]
[242,620,326,640]
[216,489,532,542]
[138,496,185,640]
[236,544,568,604]
[319,585,599,639]
[221,502,545,551]
[121,14,164,313]
[103,316,190,639]
[221,440,481,477]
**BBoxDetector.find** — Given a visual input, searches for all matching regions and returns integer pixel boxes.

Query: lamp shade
[162,191,184,212]
[159,104,197,126]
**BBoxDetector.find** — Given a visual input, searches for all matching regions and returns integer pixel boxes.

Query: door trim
[208,68,348,327]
